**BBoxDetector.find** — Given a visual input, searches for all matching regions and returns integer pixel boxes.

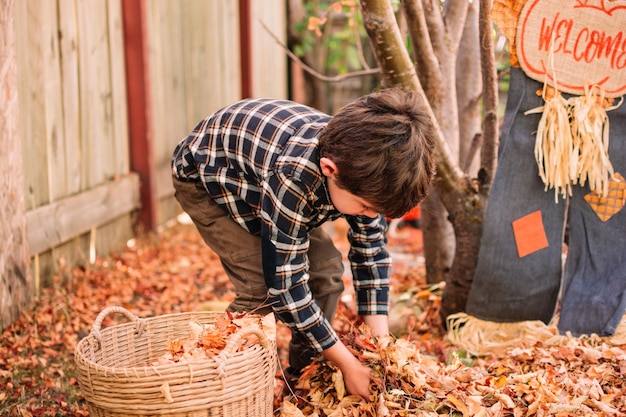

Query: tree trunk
[420,192,455,284]
[1,0,32,329]
[439,190,484,322]
[399,0,463,285]
[440,0,500,320]
[359,0,499,321]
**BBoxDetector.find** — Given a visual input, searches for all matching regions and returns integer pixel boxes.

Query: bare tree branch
[359,0,419,90]
[462,132,483,173]
[478,0,499,193]
[422,0,446,60]
[443,0,470,53]
[456,1,483,175]
[351,15,372,70]
[260,20,380,83]
[409,0,464,160]
[401,0,442,90]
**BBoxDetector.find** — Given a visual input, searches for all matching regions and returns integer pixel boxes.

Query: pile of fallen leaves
[2,218,626,416]
[0,218,237,416]
[283,321,626,416]
[153,312,276,366]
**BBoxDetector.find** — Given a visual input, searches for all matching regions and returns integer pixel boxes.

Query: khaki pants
[172,176,345,369]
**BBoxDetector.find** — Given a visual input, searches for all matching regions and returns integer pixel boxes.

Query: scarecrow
[448,0,626,354]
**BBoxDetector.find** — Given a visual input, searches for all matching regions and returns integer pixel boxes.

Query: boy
[171,88,436,399]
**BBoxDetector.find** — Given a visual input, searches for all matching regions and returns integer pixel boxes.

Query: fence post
[122,0,157,232]
[0,0,32,329]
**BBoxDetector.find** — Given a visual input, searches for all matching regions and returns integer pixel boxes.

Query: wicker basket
[75,306,276,417]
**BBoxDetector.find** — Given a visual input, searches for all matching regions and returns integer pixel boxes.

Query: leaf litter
[0,218,624,416]
[152,313,276,366]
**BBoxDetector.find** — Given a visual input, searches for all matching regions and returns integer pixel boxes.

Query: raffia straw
[446,313,557,357]
[446,312,626,357]
[526,88,574,203]
[568,86,622,197]
[524,30,576,203]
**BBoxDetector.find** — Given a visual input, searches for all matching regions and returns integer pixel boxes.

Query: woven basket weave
[75,306,276,417]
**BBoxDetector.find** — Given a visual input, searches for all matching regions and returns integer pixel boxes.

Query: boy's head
[318,88,436,218]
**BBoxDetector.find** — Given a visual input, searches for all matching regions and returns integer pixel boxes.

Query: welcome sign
[517,0,626,98]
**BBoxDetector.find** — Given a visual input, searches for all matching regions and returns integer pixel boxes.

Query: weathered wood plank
[179,0,240,125]
[41,0,68,201]
[76,0,114,187]
[215,0,241,104]
[107,0,130,175]
[32,213,134,290]
[1,0,32,330]
[58,0,82,196]
[15,0,50,210]
[145,0,171,227]
[156,162,174,200]
[25,174,140,255]
[33,235,90,289]
[147,0,188,163]
[182,0,216,126]
[251,0,287,98]
[94,215,135,260]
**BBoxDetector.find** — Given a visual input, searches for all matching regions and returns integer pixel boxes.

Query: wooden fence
[1,0,287,328]
[16,0,133,292]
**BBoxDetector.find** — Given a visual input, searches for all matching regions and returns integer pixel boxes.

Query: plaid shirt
[172,98,391,351]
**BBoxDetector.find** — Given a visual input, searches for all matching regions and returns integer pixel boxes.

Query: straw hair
[446,313,556,357]
[75,306,276,417]
[447,312,626,357]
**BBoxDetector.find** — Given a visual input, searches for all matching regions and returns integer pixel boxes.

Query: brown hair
[319,88,436,218]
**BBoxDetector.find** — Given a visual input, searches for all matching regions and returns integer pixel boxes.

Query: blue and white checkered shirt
[172,98,390,351]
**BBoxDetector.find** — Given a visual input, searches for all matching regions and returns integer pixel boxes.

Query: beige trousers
[172,176,345,370]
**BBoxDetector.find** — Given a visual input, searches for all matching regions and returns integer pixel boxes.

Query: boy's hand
[323,341,373,401]
[340,360,373,400]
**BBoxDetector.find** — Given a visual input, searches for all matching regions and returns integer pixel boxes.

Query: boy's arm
[260,174,341,353]
[346,215,392,317]
[363,314,389,336]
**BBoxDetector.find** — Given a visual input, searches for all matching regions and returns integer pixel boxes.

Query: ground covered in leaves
[1,217,625,416]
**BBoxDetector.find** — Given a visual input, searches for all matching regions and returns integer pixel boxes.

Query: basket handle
[90,306,146,349]
[215,326,273,376]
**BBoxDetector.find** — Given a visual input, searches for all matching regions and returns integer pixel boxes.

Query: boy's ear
[320,157,338,177]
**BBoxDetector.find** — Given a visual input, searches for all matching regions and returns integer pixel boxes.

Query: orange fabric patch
[584,172,626,222]
[512,210,549,258]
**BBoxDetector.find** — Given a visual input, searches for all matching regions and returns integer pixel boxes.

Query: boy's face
[320,157,379,218]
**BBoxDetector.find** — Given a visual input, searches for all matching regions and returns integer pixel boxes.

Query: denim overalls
[466,67,626,337]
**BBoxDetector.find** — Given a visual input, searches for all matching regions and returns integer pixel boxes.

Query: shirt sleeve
[259,172,339,352]
[346,214,391,316]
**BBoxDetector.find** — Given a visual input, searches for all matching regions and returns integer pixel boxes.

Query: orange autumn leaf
[166,339,184,356]
[215,314,238,333]
[199,328,227,351]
